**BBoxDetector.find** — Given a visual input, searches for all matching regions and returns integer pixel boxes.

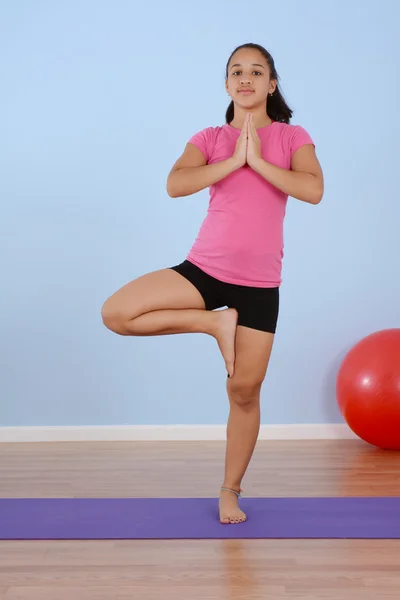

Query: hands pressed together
[232,113,263,170]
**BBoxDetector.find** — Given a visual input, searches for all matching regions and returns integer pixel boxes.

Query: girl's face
[225,48,276,110]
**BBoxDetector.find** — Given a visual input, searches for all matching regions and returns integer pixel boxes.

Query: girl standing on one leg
[101,42,324,524]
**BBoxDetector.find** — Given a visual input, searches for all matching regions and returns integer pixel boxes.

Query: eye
[231,70,263,76]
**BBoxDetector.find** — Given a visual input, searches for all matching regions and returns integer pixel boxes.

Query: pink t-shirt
[185,121,314,287]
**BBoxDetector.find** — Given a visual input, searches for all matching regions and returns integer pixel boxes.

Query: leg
[219,326,275,524]
[101,267,238,375]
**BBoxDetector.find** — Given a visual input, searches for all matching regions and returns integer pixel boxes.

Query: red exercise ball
[336,328,400,450]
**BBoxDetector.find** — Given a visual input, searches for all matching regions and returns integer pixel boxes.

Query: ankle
[206,311,221,338]
[221,483,241,494]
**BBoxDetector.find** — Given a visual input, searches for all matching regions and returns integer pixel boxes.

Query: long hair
[225,43,293,124]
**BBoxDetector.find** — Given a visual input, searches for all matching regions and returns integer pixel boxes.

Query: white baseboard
[0,424,357,443]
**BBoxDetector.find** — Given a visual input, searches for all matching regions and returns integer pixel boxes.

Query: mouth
[238,88,254,95]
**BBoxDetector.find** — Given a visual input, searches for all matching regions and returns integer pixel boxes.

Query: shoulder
[272,122,315,155]
[272,121,312,137]
[188,125,225,143]
[187,125,226,161]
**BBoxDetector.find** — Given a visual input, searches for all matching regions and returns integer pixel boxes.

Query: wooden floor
[1,439,399,599]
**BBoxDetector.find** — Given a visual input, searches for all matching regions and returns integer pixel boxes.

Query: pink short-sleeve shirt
[186,121,314,287]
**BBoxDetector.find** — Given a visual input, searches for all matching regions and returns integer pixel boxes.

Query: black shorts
[170,260,279,334]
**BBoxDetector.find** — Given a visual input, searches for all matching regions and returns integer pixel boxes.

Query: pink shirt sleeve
[188,127,214,162]
[289,125,314,156]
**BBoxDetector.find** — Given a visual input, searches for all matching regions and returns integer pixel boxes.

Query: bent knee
[101,299,130,335]
[228,377,264,406]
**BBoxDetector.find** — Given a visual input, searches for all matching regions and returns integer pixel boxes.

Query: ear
[225,79,230,96]
[269,79,277,95]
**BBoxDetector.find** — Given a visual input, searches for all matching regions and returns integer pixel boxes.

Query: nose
[240,77,252,85]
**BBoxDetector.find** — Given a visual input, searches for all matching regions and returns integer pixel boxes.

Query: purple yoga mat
[1,497,399,539]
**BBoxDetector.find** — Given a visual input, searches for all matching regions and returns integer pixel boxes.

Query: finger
[244,115,249,137]
[241,116,248,137]
[248,115,255,133]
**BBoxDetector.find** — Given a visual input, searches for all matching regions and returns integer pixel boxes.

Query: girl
[101,43,324,525]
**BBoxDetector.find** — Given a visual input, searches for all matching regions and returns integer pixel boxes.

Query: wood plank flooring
[1,439,399,599]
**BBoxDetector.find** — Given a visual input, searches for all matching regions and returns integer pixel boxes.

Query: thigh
[102,266,207,322]
[225,285,278,386]
[229,325,275,388]
[170,261,225,311]
[229,286,279,335]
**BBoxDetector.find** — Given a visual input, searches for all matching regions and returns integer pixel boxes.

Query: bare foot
[219,487,247,524]
[213,308,238,377]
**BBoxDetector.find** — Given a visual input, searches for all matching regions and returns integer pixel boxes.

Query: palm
[232,114,262,169]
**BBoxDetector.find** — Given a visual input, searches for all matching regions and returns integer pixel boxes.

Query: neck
[230,108,271,130]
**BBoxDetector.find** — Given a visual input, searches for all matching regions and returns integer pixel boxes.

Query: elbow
[166,178,179,198]
[299,189,323,205]
[166,174,185,198]
[167,187,186,199]
[166,183,189,198]
[167,186,179,198]
[311,192,323,205]
[310,181,324,205]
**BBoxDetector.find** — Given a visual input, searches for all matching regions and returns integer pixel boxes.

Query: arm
[166,143,240,198]
[250,144,324,205]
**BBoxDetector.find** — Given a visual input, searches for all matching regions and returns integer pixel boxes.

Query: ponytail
[266,87,293,124]
[225,101,235,124]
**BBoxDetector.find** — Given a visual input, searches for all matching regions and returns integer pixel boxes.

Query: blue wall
[2,0,399,427]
